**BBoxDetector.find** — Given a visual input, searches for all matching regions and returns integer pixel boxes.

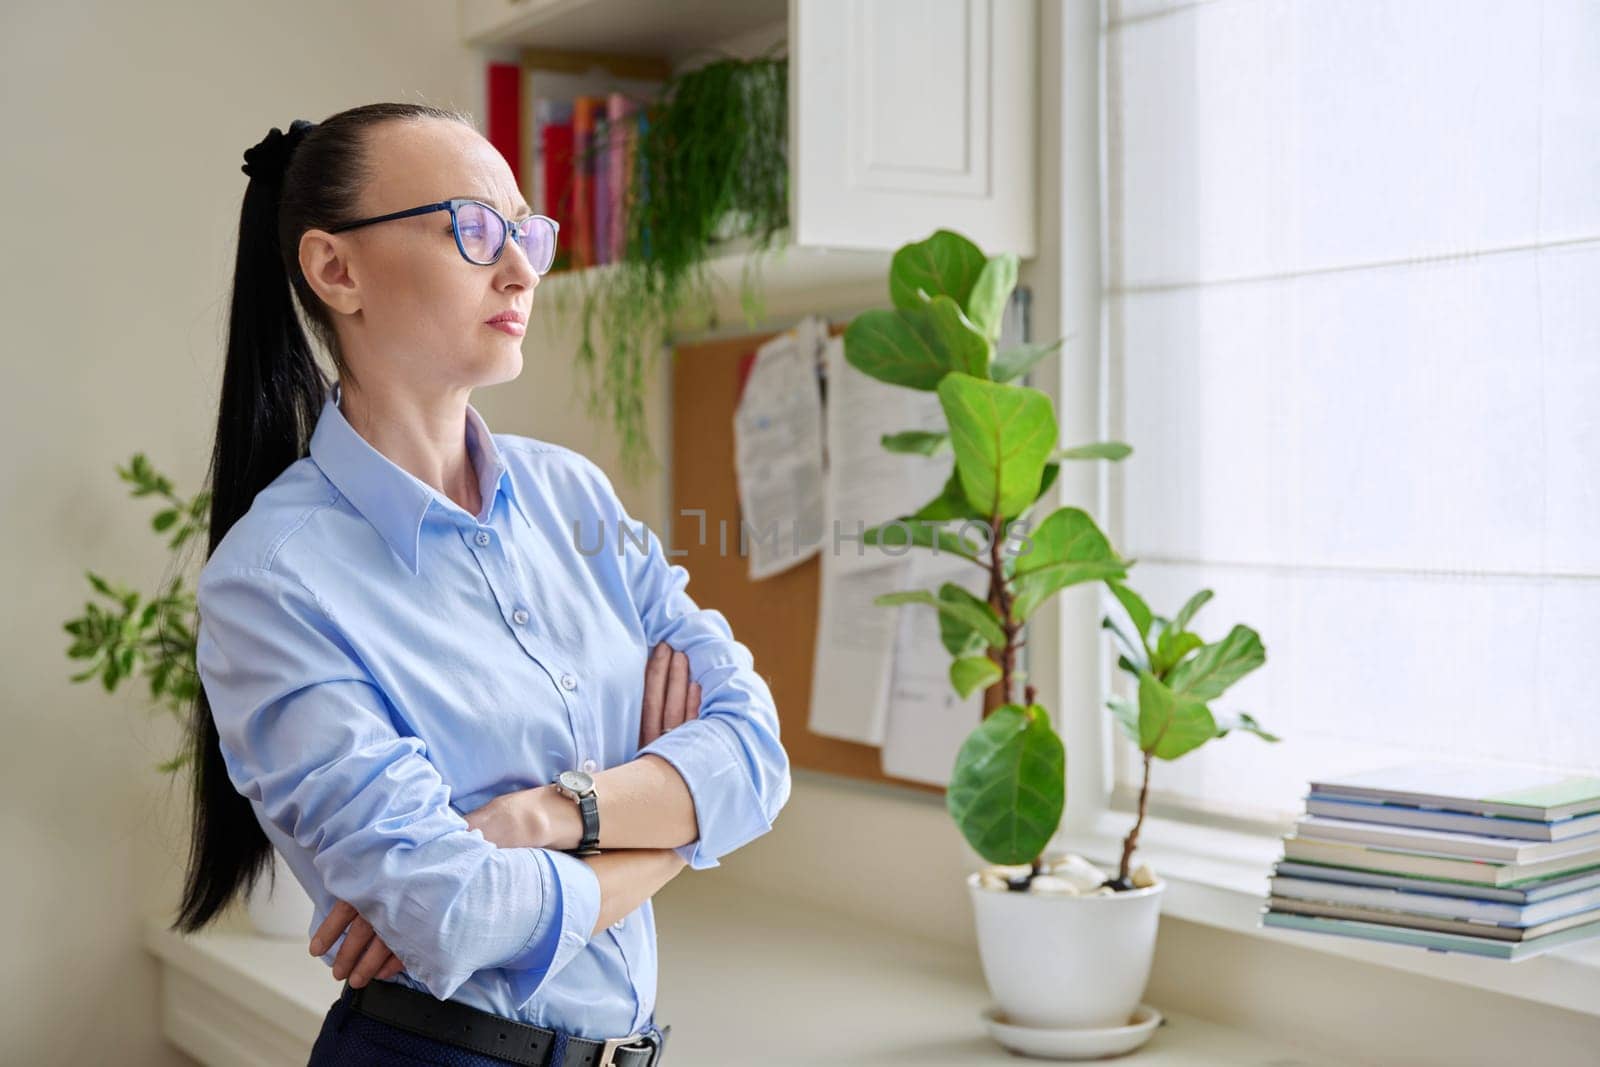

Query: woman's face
[304,119,539,395]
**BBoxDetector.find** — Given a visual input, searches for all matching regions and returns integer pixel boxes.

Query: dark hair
[171,101,473,935]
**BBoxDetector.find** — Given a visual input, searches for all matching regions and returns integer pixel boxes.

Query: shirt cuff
[640,717,771,871]
[503,847,601,1004]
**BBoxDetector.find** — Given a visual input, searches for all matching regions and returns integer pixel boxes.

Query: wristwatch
[552,769,601,855]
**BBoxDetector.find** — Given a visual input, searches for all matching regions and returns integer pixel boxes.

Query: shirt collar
[308,380,532,575]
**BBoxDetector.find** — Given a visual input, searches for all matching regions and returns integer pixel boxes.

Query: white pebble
[1047,854,1109,892]
[1131,863,1157,888]
[1027,875,1081,895]
[978,871,1008,891]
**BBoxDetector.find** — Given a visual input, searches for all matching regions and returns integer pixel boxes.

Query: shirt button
[475,530,491,546]
[582,758,597,773]
[560,673,577,691]
[611,917,625,930]
[512,608,530,625]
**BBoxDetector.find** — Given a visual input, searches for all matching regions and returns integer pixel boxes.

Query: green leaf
[937,373,1057,520]
[1171,589,1214,634]
[946,704,1066,866]
[881,430,949,456]
[1137,670,1218,760]
[1009,507,1128,623]
[875,584,1007,651]
[1107,696,1140,742]
[1106,580,1153,642]
[151,509,180,532]
[951,655,1003,698]
[863,519,981,561]
[990,339,1063,383]
[964,253,1019,341]
[1167,624,1266,702]
[911,293,993,379]
[890,230,988,312]
[1213,709,1280,743]
[843,308,952,390]
[1055,441,1133,462]
[1151,627,1204,677]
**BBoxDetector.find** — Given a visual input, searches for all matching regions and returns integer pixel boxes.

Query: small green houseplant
[844,229,1284,1039]
[61,453,205,776]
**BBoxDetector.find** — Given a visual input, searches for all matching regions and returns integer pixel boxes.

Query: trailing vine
[540,48,790,482]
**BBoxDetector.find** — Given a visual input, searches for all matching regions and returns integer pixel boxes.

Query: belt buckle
[597,1029,660,1067]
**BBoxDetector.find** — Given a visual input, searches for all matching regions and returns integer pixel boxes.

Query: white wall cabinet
[791,0,1036,256]
[459,0,1038,260]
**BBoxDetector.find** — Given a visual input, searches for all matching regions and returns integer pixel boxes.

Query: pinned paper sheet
[881,549,990,785]
[732,322,826,580]
[806,334,950,745]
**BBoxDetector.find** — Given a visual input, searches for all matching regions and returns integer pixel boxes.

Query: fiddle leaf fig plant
[844,229,1134,878]
[848,228,1280,893]
[61,453,204,775]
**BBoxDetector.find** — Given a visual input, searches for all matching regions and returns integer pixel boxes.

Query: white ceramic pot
[966,871,1165,1030]
[246,847,315,940]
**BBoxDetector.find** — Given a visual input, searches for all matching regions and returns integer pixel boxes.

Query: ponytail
[172,102,473,934]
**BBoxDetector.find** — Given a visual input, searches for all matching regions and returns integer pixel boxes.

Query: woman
[172,102,791,1066]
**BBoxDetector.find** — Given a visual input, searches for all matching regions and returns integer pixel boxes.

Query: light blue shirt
[194,380,791,1038]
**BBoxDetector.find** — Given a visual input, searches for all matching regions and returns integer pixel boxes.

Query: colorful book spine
[606,93,641,262]
[570,95,603,269]
[538,105,574,274]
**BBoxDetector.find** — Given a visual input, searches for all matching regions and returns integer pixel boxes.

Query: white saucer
[980,1003,1163,1060]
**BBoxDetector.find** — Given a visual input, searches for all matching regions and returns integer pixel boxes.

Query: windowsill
[143,871,1335,1065]
[1055,809,1600,1020]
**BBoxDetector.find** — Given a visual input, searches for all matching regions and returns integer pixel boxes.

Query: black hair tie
[241,118,317,180]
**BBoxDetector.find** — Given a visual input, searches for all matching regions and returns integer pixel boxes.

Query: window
[1101,0,1600,826]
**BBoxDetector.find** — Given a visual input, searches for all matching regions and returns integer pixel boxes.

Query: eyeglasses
[327,199,560,273]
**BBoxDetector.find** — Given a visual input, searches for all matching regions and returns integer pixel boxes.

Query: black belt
[340,977,669,1067]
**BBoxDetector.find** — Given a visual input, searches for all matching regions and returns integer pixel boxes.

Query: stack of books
[1261,762,1600,960]
[525,66,666,274]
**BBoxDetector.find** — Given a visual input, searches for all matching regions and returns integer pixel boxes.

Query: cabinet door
[792,0,1037,256]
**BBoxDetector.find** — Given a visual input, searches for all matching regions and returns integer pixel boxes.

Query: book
[1309,762,1600,822]
[1273,859,1600,904]
[1261,909,1600,961]
[1294,814,1600,865]
[534,100,574,271]
[606,93,641,262]
[593,114,611,264]
[570,95,603,269]
[1269,875,1600,928]
[1305,793,1600,842]
[1268,897,1600,941]
[1281,835,1600,887]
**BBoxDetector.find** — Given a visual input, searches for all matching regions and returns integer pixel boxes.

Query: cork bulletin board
[668,323,946,797]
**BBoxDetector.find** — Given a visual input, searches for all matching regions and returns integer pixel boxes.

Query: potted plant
[61,453,313,938]
[843,230,1278,1045]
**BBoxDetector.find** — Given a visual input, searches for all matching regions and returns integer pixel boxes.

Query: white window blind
[1102,0,1600,825]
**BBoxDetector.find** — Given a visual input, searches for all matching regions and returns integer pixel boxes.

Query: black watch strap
[575,790,600,853]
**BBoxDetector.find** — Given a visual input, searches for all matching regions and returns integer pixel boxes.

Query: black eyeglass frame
[326,198,560,272]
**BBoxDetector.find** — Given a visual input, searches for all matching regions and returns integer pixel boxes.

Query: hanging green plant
[540,48,790,482]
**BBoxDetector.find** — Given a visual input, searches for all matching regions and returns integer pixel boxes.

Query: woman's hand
[641,641,700,748]
[309,900,406,987]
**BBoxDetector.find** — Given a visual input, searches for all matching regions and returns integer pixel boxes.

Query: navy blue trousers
[306,982,666,1066]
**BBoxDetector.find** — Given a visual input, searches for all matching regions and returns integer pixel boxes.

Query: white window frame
[1033,0,1600,1021]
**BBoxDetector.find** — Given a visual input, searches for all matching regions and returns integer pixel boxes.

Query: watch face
[558,769,594,793]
